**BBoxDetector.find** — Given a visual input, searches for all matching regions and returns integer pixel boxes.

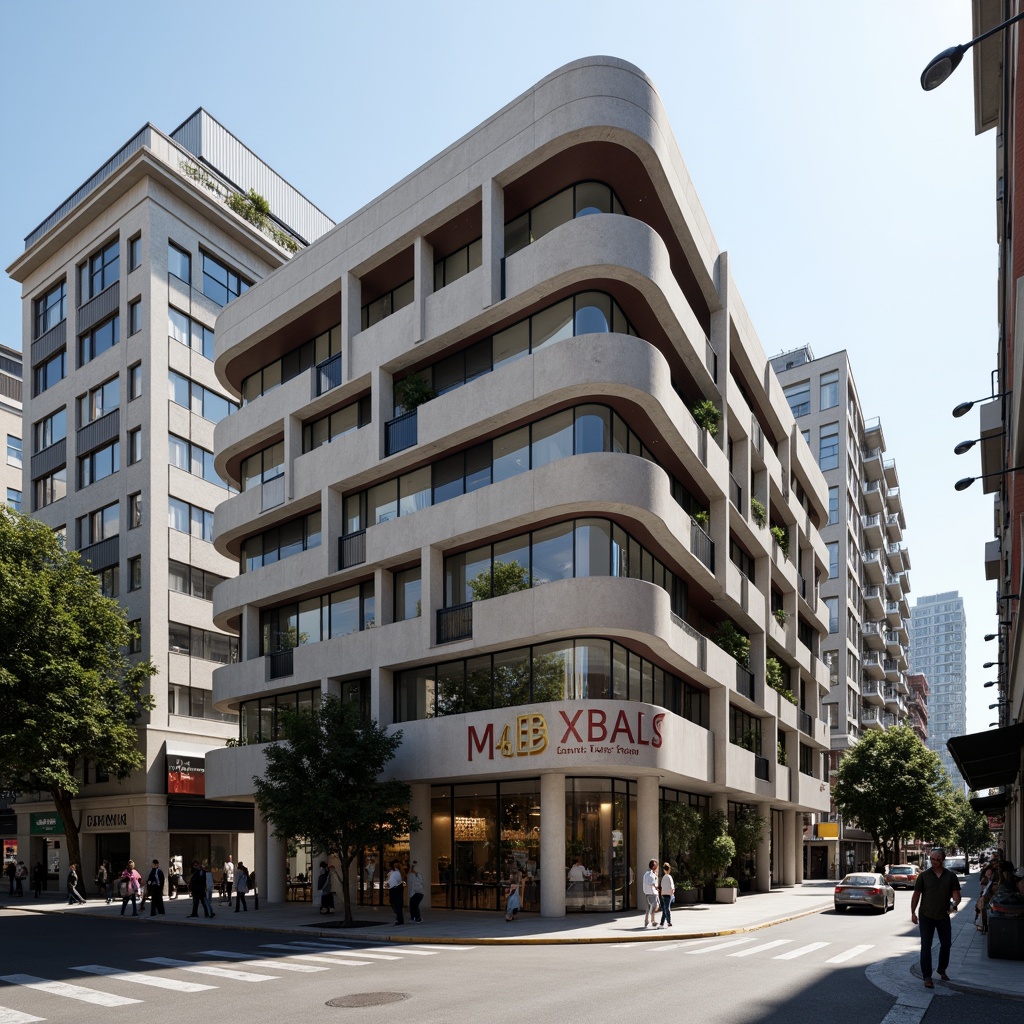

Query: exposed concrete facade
[209,58,833,915]
[5,113,330,888]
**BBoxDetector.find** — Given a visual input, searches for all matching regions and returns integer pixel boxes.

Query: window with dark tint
[34,408,67,451]
[35,280,66,337]
[79,314,119,366]
[34,350,66,396]
[79,240,119,301]
[168,243,191,284]
[202,252,249,306]
[128,235,142,272]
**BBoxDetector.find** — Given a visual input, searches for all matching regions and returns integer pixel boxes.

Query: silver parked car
[834,872,895,913]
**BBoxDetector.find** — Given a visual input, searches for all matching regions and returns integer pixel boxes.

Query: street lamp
[983,680,1000,687]
[955,467,1024,490]
[954,432,1004,455]
[951,390,1012,418]
[983,661,1005,669]
[921,12,1024,90]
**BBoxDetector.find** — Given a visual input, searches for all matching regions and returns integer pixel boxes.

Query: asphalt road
[0,892,1017,1024]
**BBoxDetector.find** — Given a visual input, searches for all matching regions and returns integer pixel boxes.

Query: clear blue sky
[0,1,999,733]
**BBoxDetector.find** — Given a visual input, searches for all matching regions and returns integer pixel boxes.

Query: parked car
[834,872,896,913]
[945,856,967,875]
[885,864,920,890]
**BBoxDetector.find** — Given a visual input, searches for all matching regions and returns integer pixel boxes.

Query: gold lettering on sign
[517,714,548,755]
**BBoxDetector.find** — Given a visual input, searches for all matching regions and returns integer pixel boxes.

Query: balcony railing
[268,648,294,679]
[797,708,813,734]
[338,529,366,570]
[729,472,742,510]
[705,337,718,383]
[437,602,473,644]
[385,409,418,456]
[673,613,707,671]
[690,520,715,572]
[754,755,770,781]
[736,664,755,701]
[697,429,708,467]
[750,415,764,457]
[316,352,342,395]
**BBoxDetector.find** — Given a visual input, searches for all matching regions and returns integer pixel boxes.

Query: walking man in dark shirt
[147,860,166,916]
[910,848,961,988]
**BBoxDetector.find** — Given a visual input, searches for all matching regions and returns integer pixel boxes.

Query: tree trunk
[339,853,355,926]
[52,787,82,897]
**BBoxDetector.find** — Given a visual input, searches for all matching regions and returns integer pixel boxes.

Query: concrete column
[341,272,360,382]
[783,810,797,885]
[637,775,660,898]
[425,542,444,646]
[253,811,266,901]
[481,178,504,307]
[540,772,565,918]
[709,687,729,786]
[711,792,728,816]
[412,235,433,344]
[756,801,771,892]
[266,825,287,904]
[409,783,431,896]
[283,414,301,502]
[371,364,393,461]
[792,812,804,883]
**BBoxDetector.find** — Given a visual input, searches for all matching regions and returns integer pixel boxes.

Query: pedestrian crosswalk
[623,936,877,965]
[0,943,471,1020]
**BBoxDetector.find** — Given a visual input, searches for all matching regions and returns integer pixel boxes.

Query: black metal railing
[316,352,342,395]
[385,409,418,456]
[690,520,714,572]
[797,708,812,734]
[754,755,770,781]
[736,664,755,701]
[729,472,742,510]
[268,648,294,679]
[437,602,473,643]
[705,337,718,383]
[697,429,708,466]
[338,529,366,570]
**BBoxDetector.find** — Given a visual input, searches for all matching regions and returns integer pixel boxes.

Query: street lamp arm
[922,11,1024,90]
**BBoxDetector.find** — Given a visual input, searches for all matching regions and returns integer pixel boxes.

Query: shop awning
[165,741,217,759]
[970,790,1008,814]
[947,722,1024,791]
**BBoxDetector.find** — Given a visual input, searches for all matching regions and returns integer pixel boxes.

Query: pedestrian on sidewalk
[234,861,249,912]
[4,860,15,896]
[31,860,45,898]
[14,861,27,897]
[204,862,216,917]
[147,859,166,916]
[248,868,258,911]
[187,861,209,918]
[119,860,142,916]
[386,860,405,925]
[222,854,234,903]
[642,859,660,928]
[67,863,86,905]
[95,860,108,901]
[658,862,675,929]
[910,848,961,989]
[407,861,424,922]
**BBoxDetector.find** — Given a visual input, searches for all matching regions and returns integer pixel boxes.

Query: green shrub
[750,497,766,527]
[713,620,750,666]
[692,399,721,436]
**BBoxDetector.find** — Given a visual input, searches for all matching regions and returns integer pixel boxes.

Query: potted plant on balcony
[770,523,790,556]
[712,620,750,667]
[773,607,787,626]
[693,509,710,531]
[692,398,721,436]
[750,497,767,528]
[766,656,797,705]
[777,740,788,766]
[394,372,436,415]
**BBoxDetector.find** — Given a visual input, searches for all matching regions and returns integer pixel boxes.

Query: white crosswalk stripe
[683,938,756,954]
[196,951,328,972]
[825,944,874,964]
[138,957,277,982]
[0,1008,45,1024]
[258,946,371,966]
[71,965,215,991]
[650,938,720,953]
[0,975,141,1007]
[772,942,830,960]
[728,939,793,957]
[407,945,475,951]
[262,943,399,961]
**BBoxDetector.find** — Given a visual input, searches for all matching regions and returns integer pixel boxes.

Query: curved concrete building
[209,57,833,916]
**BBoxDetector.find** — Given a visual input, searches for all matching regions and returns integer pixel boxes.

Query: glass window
[80,240,119,301]
[575,518,611,578]
[784,381,810,418]
[530,189,574,242]
[493,647,531,707]
[129,556,142,591]
[79,441,120,487]
[395,566,422,621]
[828,486,839,525]
[432,453,465,504]
[7,435,22,468]
[34,280,67,338]
[79,314,119,366]
[531,409,573,469]
[128,427,142,465]
[168,307,190,346]
[573,292,612,335]
[827,541,839,578]
[34,408,67,451]
[128,299,142,336]
[79,377,119,425]
[531,523,574,586]
[168,243,191,284]
[168,559,189,593]
[329,588,361,638]
[34,350,66,396]
[128,235,141,272]
[530,298,574,351]
[820,370,839,411]
[368,479,398,525]
[574,405,610,455]
[399,467,431,516]
[202,252,249,306]
[34,467,66,509]
[129,492,142,529]
[492,320,529,371]
[819,423,839,471]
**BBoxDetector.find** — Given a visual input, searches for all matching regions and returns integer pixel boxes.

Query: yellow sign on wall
[817,822,839,838]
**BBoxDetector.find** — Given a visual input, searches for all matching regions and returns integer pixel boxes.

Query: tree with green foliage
[712,620,750,666]
[251,695,419,925]
[929,789,993,857]
[688,809,736,886]
[660,801,701,881]
[0,508,155,881]
[831,725,951,867]
[728,808,767,881]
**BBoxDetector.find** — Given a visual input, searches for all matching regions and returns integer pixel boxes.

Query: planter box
[677,888,700,905]
[715,886,738,904]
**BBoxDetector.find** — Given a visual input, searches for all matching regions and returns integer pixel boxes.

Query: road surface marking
[408,945,474,951]
[683,938,756,954]
[195,952,328,972]
[138,958,276,982]
[259,946,371,966]
[772,942,830,959]
[71,965,214,992]
[261,943,400,961]
[0,975,140,1007]
[728,940,793,957]
[825,944,874,964]
[0,1009,45,1024]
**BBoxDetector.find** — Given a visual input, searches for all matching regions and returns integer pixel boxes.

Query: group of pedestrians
[641,859,676,929]
[4,860,28,897]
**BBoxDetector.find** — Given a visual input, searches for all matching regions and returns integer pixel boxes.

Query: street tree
[0,507,155,879]
[832,725,950,867]
[251,695,420,925]
[945,790,993,858]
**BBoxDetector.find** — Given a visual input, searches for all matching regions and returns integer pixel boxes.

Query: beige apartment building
[5,111,331,884]
[771,346,911,877]
[207,57,834,915]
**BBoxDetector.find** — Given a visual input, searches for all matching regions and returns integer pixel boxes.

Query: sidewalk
[5,879,1023,999]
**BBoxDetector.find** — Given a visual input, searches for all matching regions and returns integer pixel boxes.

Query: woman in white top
[407,861,425,922]
[658,861,675,928]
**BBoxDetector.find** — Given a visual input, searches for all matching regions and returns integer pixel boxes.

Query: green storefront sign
[30,813,63,835]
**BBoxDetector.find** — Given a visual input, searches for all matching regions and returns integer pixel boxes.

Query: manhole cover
[326,993,411,1008]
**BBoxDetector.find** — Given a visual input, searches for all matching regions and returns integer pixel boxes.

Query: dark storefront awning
[970,790,1008,814]
[948,722,1024,791]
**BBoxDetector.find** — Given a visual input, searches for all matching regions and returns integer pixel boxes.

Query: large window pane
[532,642,573,702]
[530,298,573,351]
[432,453,465,504]
[492,427,529,483]
[574,405,610,455]
[531,410,574,470]
[400,466,432,516]
[435,663,465,717]
[574,182,613,216]
[575,519,611,578]
[492,320,529,370]
[531,523,574,586]
[576,640,612,700]
[297,598,321,646]
[493,647,531,707]
[329,588,360,637]
[368,479,398,524]
[492,536,530,595]
[573,292,612,335]
[462,546,492,602]
[530,189,573,242]
[465,655,492,712]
